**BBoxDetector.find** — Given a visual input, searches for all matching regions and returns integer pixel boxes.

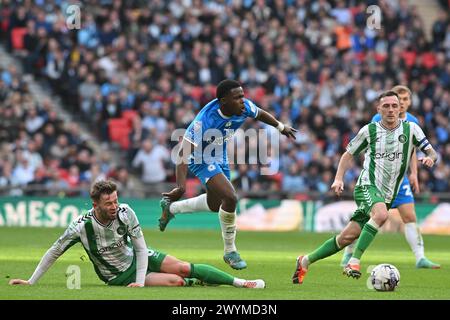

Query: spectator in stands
[49,134,69,160]
[282,163,307,193]
[111,166,137,198]
[24,106,45,134]
[12,151,34,186]
[132,138,169,192]
[0,160,14,189]
[1,0,449,199]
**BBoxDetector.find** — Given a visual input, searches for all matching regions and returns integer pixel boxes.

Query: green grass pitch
[1,227,449,300]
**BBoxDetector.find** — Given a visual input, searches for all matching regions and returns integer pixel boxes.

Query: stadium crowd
[0,0,449,199]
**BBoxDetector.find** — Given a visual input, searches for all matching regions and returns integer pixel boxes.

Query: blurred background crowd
[0,0,449,200]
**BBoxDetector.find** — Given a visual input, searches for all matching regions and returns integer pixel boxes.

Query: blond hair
[391,85,412,97]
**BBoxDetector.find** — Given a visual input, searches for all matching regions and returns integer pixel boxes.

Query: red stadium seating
[190,86,203,102]
[11,27,27,50]
[108,118,131,150]
[122,110,138,127]
[401,50,417,68]
[0,20,9,32]
[421,52,437,69]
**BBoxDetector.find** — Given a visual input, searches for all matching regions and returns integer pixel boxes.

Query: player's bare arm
[162,138,195,202]
[331,151,354,196]
[256,109,297,139]
[419,147,437,168]
[9,279,30,285]
[409,149,420,193]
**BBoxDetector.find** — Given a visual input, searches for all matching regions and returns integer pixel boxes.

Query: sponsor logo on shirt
[205,129,235,145]
[97,239,126,255]
[374,152,403,161]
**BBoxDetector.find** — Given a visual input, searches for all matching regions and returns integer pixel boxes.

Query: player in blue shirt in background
[341,85,440,269]
[159,79,297,269]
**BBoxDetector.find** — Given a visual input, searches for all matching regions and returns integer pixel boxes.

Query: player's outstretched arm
[163,138,195,202]
[256,109,297,139]
[9,223,79,286]
[331,151,354,196]
[9,245,62,286]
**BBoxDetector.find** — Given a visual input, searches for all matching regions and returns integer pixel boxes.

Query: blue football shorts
[188,161,231,185]
[391,176,415,208]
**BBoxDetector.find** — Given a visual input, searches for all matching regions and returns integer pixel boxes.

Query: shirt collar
[217,108,231,119]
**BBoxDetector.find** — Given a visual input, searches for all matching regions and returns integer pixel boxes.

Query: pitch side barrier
[0,196,449,234]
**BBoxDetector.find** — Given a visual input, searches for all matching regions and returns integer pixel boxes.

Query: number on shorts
[402,185,412,196]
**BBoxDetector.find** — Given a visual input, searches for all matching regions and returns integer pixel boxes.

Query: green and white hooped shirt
[347,121,432,204]
[28,204,145,284]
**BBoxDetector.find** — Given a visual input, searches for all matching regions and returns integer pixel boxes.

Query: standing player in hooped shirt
[340,85,440,269]
[292,91,438,284]
[159,79,297,270]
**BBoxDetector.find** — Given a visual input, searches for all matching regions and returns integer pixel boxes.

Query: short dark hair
[90,180,117,202]
[377,90,399,103]
[216,79,241,99]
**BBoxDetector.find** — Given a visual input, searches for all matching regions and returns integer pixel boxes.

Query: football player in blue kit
[158,79,297,270]
[341,85,440,269]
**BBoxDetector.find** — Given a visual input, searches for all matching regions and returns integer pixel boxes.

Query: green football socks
[353,223,378,260]
[308,236,341,264]
[189,263,234,285]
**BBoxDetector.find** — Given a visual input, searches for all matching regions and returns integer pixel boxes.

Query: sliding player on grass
[9,180,265,289]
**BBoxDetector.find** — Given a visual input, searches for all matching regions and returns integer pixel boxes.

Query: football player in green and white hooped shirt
[292,91,438,285]
[9,180,265,289]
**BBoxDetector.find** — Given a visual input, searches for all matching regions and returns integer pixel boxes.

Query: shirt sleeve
[184,119,207,147]
[28,221,80,284]
[346,125,369,156]
[411,123,432,152]
[131,236,148,286]
[125,205,144,239]
[243,99,260,119]
[123,204,147,286]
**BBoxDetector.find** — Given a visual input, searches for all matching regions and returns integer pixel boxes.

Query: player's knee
[401,213,416,223]
[222,192,238,206]
[178,262,191,277]
[372,210,388,225]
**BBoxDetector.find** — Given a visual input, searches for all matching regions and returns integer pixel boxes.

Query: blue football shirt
[184,98,260,165]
